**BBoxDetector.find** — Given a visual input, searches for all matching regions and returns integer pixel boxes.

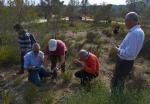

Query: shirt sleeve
[24,54,30,70]
[119,32,138,58]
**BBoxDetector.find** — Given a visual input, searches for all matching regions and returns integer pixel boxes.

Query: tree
[67,0,80,26]
[126,0,145,13]
[94,3,113,24]
[81,0,89,21]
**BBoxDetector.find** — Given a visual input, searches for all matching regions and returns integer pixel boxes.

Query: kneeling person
[24,43,50,86]
[74,49,100,86]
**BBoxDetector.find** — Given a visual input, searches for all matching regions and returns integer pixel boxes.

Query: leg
[75,70,96,86]
[17,51,26,74]
[50,55,58,79]
[111,57,134,92]
[58,55,66,73]
[28,70,41,86]
[38,68,51,78]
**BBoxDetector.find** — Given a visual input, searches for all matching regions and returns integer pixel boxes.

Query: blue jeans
[28,68,50,86]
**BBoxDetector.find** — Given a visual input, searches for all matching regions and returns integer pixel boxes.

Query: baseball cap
[48,39,57,51]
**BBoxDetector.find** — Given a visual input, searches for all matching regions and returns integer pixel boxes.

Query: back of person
[45,39,67,56]
[83,53,100,76]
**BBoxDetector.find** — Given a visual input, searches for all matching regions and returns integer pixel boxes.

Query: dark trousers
[75,70,96,86]
[49,55,65,79]
[28,68,50,86]
[20,51,26,70]
[111,56,134,92]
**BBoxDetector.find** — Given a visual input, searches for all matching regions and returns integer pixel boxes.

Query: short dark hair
[13,24,24,30]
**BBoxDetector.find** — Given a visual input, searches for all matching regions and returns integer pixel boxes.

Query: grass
[1,90,16,104]
[39,91,53,104]
[61,71,73,83]
[23,83,38,104]
[0,45,19,66]
[62,81,150,104]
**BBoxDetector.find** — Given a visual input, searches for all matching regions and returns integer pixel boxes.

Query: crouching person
[74,49,100,86]
[24,43,50,86]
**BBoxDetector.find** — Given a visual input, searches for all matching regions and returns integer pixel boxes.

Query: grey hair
[125,12,139,23]
[32,43,41,50]
[79,49,90,58]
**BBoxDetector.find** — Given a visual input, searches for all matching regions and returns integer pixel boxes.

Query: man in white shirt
[111,12,145,92]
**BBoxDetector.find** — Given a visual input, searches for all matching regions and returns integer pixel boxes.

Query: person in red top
[44,39,67,79]
[74,49,100,86]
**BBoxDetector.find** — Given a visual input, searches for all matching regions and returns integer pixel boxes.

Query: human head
[32,43,40,54]
[48,39,57,51]
[125,12,139,29]
[13,24,24,33]
[79,49,90,61]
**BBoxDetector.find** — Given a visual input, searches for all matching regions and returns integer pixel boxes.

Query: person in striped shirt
[13,24,36,75]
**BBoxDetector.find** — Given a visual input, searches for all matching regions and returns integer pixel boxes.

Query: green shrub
[62,81,150,104]
[23,83,38,104]
[61,71,73,83]
[0,45,19,66]
[102,28,113,37]
[39,92,53,104]
[140,33,150,60]
[86,32,100,42]
[108,48,117,62]
[1,90,16,104]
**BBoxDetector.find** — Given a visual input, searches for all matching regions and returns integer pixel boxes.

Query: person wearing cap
[111,12,145,92]
[24,43,50,86]
[74,49,100,86]
[13,24,36,75]
[44,39,67,79]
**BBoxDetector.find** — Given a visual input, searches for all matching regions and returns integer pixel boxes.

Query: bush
[39,92,53,104]
[61,71,73,83]
[139,33,150,60]
[108,48,117,62]
[62,81,150,104]
[0,45,19,66]
[86,32,100,42]
[23,83,38,104]
[102,28,113,37]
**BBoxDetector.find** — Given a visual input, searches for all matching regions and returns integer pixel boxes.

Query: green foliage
[140,33,150,60]
[0,45,19,66]
[108,48,117,62]
[39,92,53,104]
[102,28,113,37]
[61,71,73,83]
[1,90,16,104]
[23,83,38,104]
[62,81,150,104]
[86,31,100,42]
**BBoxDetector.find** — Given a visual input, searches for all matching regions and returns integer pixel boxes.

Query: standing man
[24,43,50,86]
[74,49,100,86]
[14,24,36,74]
[44,39,67,79]
[111,12,145,92]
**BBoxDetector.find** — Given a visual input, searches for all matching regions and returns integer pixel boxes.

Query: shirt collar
[129,25,140,32]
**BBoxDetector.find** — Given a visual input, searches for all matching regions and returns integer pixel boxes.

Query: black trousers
[49,55,66,79]
[20,51,26,70]
[75,70,96,85]
[111,56,134,91]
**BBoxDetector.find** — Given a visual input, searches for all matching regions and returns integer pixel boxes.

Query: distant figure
[24,43,50,86]
[113,26,120,35]
[111,12,145,92]
[13,24,36,75]
[74,49,100,86]
[44,39,67,79]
